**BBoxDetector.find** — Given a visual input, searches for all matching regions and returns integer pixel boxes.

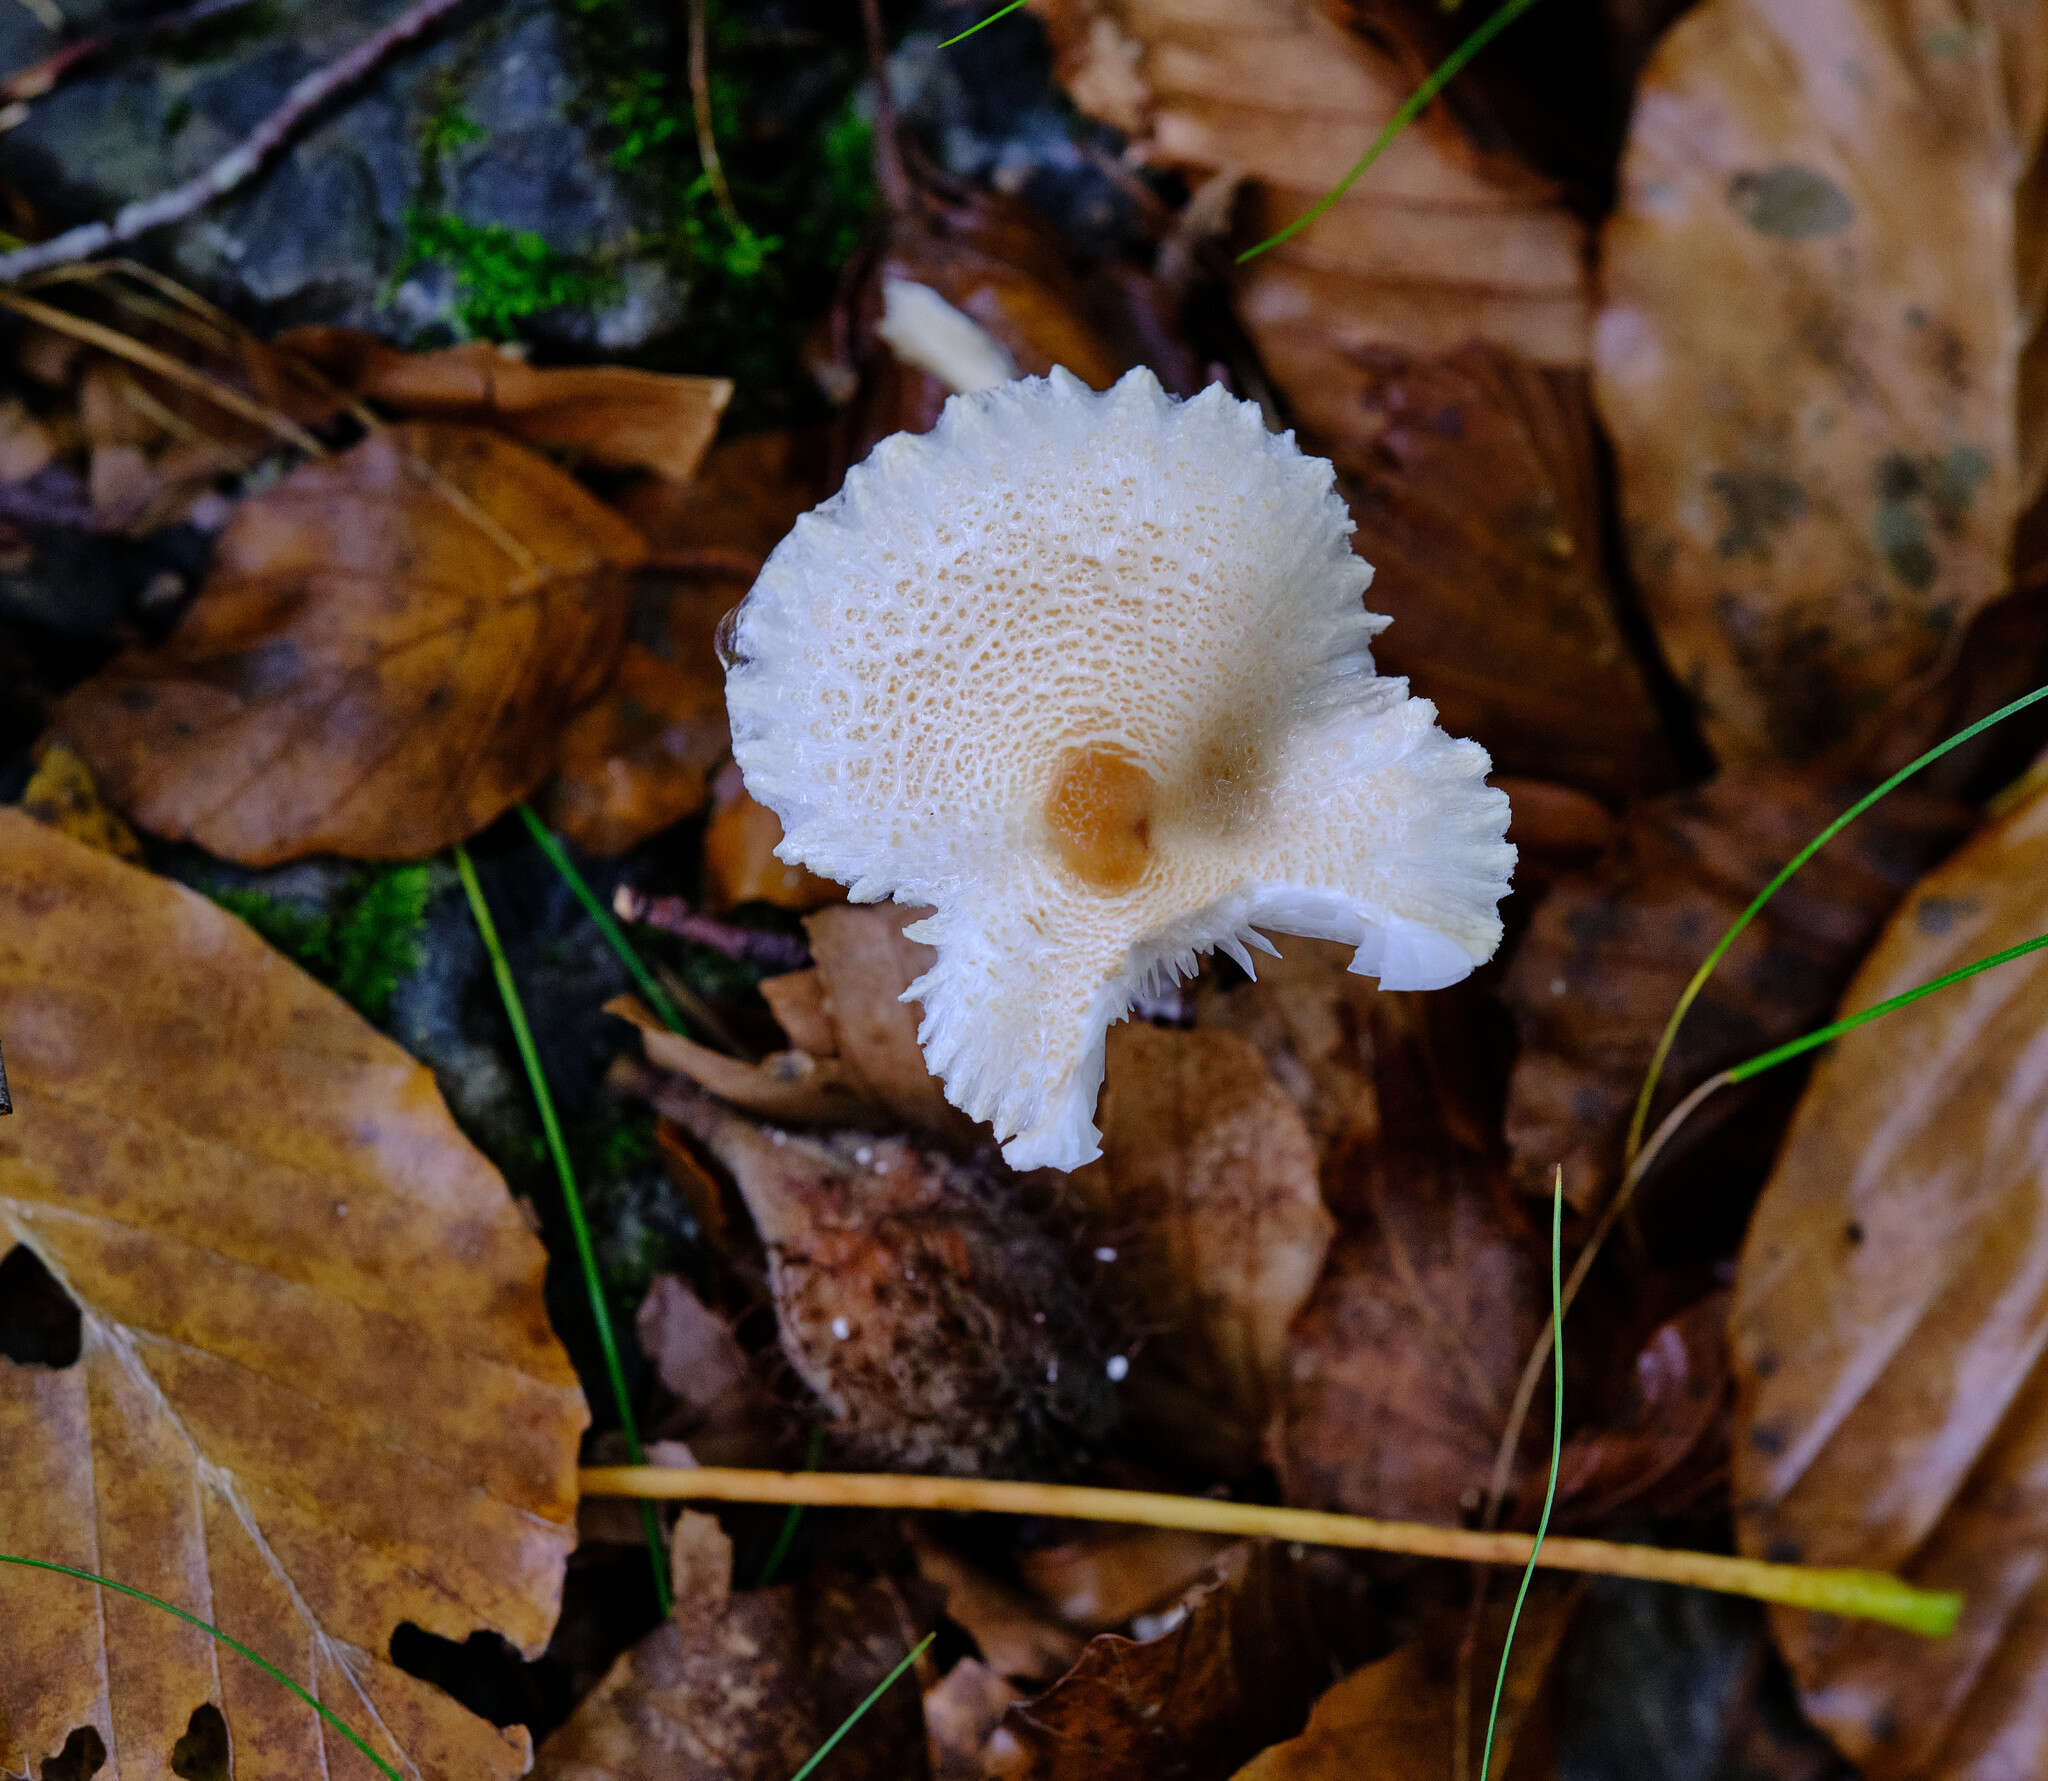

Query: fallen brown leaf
[534,1510,934,1781]
[1227,1582,1577,1781]
[1014,1527,1236,1635]
[0,809,586,1780]
[1554,1292,1732,1529]
[652,1084,1115,1474]
[277,327,733,482]
[1501,770,1970,1209]
[1037,0,1673,801]
[907,1526,1086,1684]
[1730,759,2048,1777]
[1596,0,2048,763]
[536,428,833,855]
[1271,998,1542,1525]
[1070,1023,1332,1476]
[991,1542,1339,1781]
[57,421,646,863]
[704,771,846,912]
[616,903,978,1146]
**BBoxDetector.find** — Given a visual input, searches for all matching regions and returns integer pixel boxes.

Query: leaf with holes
[1730,757,2048,1777]
[1596,0,2048,763]
[0,809,586,1780]
[55,421,646,865]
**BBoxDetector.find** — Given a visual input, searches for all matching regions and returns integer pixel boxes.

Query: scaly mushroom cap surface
[725,368,1514,1170]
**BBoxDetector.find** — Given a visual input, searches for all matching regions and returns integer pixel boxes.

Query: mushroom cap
[726,367,1514,1170]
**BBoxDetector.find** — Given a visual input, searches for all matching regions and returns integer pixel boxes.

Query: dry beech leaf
[58,422,645,864]
[0,810,586,1781]
[1070,1023,1332,1476]
[539,431,830,855]
[907,1527,1086,1684]
[652,1084,1114,1474]
[1597,0,2048,763]
[1730,767,2048,1778]
[1502,771,1970,1209]
[534,1511,934,1781]
[1036,0,1673,800]
[1227,1582,1578,1781]
[1014,1527,1236,1635]
[1271,998,1542,1525]
[616,904,978,1146]
[992,1543,1337,1781]
[704,772,845,912]
[276,327,733,483]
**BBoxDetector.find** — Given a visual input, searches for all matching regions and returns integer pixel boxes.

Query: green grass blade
[788,1632,936,1781]
[516,804,689,1034]
[1625,683,2048,1167]
[0,1554,401,1780]
[757,1425,827,1586]
[1235,0,1545,263]
[938,1,1026,48]
[455,843,674,1617]
[1480,1164,1564,1780]
[1728,930,2048,1085]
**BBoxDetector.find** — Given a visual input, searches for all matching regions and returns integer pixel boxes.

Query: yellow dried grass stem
[581,1465,1959,1636]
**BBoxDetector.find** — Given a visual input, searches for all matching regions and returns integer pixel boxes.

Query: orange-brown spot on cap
[1045,744,1155,893]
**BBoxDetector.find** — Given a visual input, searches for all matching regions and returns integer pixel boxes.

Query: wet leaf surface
[1731,760,2048,1778]
[1597,0,2048,763]
[0,809,586,1780]
[57,422,646,863]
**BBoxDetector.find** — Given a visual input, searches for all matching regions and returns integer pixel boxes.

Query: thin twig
[613,885,812,971]
[686,0,738,225]
[577,1465,1960,1636]
[0,288,325,453]
[1,0,257,105]
[0,0,469,282]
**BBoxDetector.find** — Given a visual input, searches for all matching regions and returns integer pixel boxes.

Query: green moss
[419,96,489,160]
[394,209,617,340]
[556,0,877,422]
[209,864,435,1025]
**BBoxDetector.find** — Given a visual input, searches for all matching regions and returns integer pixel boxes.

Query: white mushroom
[724,367,1514,1171]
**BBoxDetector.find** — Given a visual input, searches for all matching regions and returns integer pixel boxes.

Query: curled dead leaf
[1071,1023,1332,1476]
[992,1543,1346,1781]
[704,770,845,912]
[1597,0,2048,762]
[653,1084,1115,1475]
[58,421,646,863]
[276,327,733,483]
[0,809,586,1780]
[1731,759,2048,1777]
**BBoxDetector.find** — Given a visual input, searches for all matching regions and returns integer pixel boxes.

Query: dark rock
[0,0,688,348]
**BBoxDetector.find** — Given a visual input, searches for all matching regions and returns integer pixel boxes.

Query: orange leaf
[0,810,586,1780]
